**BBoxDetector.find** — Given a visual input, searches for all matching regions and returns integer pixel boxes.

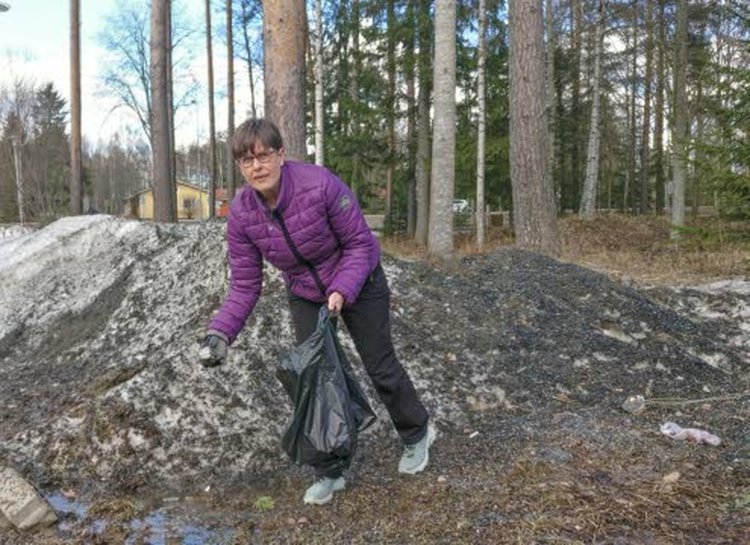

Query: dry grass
[491,442,745,544]
[86,498,136,521]
[212,412,749,545]
[381,214,750,285]
[560,213,750,285]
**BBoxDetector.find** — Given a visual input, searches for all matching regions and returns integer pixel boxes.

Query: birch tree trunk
[348,0,361,194]
[626,0,637,212]
[405,0,417,237]
[205,0,217,218]
[385,0,396,231]
[70,0,82,215]
[671,0,688,237]
[691,19,708,217]
[415,0,431,245]
[569,0,582,208]
[11,138,24,224]
[693,77,704,217]
[166,0,177,219]
[639,0,654,214]
[349,0,360,135]
[151,0,176,222]
[545,0,557,211]
[476,0,487,249]
[428,0,456,257]
[509,0,560,255]
[314,0,324,165]
[579,0,605,220]
[239,0,257,118]
[263,0,307,160]
[226,0,237,197]
[654,0,666,212]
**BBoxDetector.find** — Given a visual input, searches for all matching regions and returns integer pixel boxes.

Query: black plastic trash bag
[276,307,376,474]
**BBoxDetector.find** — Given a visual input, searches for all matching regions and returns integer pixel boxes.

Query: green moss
[252,496,275,511]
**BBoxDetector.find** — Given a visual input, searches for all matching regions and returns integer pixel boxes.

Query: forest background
[0,0,748,263]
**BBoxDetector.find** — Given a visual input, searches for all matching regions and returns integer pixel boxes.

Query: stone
[621,395,646,415]
[0,466,58,531]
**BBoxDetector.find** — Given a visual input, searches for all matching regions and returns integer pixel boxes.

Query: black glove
[199,331,228,367]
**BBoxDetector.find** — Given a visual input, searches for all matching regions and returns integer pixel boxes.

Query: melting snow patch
[693,279,750,296]
[573,358,590,368]
[0,215,114,273]
[697,352,729,371]
[0,223,36,243]
[593,352,615,362]
[1,217,744,491]
[600,325,633,344]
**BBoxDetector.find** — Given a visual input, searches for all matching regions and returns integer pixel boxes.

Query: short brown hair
[232,118,284,160]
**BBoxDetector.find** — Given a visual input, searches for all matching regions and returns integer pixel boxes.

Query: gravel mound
[0,216,745,494]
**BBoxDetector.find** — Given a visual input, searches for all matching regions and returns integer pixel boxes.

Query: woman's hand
[199,331,229,367]
[327,291,345,317]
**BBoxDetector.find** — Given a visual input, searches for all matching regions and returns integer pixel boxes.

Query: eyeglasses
[238,149,278,168]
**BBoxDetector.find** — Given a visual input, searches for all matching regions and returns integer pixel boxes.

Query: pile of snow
[0,224,37,243]
[645,279,750,362]
[0,216,746,492]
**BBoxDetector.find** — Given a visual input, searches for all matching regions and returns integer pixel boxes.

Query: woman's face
[237,141,285,198]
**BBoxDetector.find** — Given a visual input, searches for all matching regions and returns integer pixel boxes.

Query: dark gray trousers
[287,264,429,477]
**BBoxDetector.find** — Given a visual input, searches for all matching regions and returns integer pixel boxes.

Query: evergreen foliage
[0,81,71,223]
[6,0,749,227]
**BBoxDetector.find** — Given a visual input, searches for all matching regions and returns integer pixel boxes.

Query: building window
[183,197,196,219]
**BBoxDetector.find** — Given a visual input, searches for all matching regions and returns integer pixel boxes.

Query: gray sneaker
[302,476,346,505]
[399,424,437,474]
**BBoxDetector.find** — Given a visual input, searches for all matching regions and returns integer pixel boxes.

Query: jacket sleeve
[208,207,263,344]
[324,171,379,306]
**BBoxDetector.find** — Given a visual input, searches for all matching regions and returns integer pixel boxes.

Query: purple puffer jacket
[208,160,381,344]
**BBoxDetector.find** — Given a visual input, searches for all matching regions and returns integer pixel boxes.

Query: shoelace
[403,444,417,456]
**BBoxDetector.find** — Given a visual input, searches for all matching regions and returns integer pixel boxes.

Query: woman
[199,118,435,505]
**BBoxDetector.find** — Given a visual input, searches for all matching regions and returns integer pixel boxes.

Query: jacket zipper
[272,209,327,297]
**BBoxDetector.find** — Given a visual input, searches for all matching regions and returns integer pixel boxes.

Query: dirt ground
[2,214,748,544]
[10,402,749,544]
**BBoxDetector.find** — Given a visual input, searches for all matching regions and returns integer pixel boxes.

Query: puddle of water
[46,492,87,519]
[46,492,88,537]
[46,491,238,544]
[125,511,236,545]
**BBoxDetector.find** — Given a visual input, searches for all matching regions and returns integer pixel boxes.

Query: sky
[0,0,258,149]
